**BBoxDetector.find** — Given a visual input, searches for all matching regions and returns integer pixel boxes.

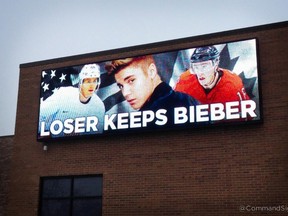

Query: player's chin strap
[78,84,93,104]
[204,70,220,89]
[79,91,92,104]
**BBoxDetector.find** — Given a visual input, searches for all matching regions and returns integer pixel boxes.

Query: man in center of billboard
[105,55,199,128]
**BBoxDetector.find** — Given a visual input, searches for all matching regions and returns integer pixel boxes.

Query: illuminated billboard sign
[37,38,262,141]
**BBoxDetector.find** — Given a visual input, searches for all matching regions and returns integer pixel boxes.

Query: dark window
[39,175,102,216]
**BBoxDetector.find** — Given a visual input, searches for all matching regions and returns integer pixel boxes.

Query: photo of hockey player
[175,46,250,103]
[38,63,105,139]
[174,41,259,121]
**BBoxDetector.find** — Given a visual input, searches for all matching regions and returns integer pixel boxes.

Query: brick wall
[0,136,13,216]
[6,22,288,215]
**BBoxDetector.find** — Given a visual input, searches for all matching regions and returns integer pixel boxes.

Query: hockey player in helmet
[38,63,105,138]
[78,64,101,103]
[190,46,220,89]
[175,46,250,105]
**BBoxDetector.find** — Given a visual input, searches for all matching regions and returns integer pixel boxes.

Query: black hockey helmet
[190,46,219,63]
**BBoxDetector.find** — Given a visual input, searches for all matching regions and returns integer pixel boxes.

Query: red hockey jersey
[175,68,250,104]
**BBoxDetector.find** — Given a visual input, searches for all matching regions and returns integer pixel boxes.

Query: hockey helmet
[190,46,219,63]
[79,64,101,85]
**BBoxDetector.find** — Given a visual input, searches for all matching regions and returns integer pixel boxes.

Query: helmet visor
[191,60,214,75]
[82,77,100,85]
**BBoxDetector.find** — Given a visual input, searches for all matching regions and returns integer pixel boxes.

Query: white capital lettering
[226,101,240,119]
[63,119,74,134]
[117,113,129,129]
[155,109,167,125]
[174,107,188,124]
[86,116,99,132]
[130,111,142,128]
[241,100,257,118]
[50,120,63,135]
[196,104,209,122]
[142,110,155,127]
[210,103,225,121]
[40,122,50,136]
[104,114,117,130]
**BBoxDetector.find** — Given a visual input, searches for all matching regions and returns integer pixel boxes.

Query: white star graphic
[50,70,56,79]
[42,71,47,78]
[59,73,66,83]
[43,83,49,92]
[52,88,59,94]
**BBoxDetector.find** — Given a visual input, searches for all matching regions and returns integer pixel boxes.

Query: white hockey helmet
[79,63,101,86]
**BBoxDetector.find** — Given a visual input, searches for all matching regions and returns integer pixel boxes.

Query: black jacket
[140,82,199,128]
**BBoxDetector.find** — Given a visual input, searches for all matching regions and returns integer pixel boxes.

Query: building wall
[0,136,13,216]
[7,22,288,215]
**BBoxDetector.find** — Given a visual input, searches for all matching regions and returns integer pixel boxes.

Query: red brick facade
[6,22,288,215]
[0,136,13,216]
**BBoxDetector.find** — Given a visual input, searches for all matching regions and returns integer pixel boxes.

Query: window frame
[38,174,103,216]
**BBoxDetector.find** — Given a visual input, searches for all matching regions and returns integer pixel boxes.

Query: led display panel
[37,38,262,141]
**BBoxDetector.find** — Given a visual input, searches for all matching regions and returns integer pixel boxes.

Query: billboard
[37,38,262,141]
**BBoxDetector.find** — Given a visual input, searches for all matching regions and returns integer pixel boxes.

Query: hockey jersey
[175,68,250,104]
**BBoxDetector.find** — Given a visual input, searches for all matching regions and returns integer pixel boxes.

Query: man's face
[191,60,216,88]
[80,77,98,99]
[115,64,154,110]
